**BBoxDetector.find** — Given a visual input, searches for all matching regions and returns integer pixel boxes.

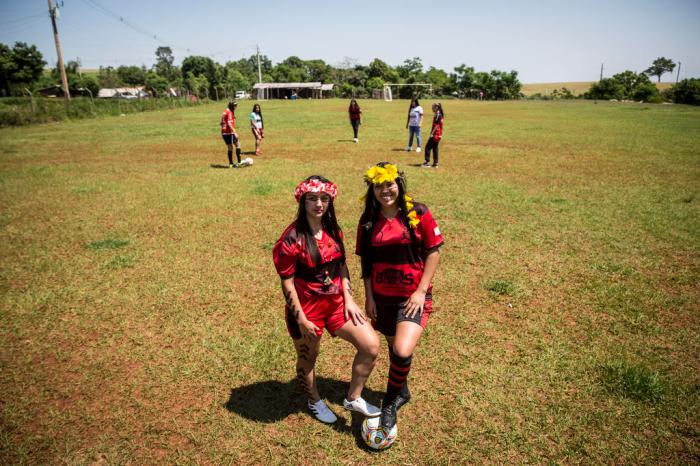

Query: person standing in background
[349,99,362,143]
[405,98,423,153]
[250,104,265,155]
[422,103,444,168]
[221,101,241,168]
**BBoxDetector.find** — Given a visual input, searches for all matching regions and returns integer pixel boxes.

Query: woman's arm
[341,264,366,325]
[280,278,319,340]
[403,250,440,318]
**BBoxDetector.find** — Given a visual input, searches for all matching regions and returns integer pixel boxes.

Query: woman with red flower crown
[356,162,443,431]
[272,175,381,424]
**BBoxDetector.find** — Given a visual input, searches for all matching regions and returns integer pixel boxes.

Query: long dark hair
[252,104,264,129]
[349,99,360,111]
[359,162,420,277]
[407,98,419,116]
[434,102,444,118]
[295,175,345,266]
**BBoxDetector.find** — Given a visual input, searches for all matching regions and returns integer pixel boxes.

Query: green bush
[669,78,700,105]
[585,71,661,103]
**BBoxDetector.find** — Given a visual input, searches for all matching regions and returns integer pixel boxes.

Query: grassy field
[521,82,675,96]
[1,98,699,464]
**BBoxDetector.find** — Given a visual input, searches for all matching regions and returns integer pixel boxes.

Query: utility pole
[676,62,681,83]
[256,45,262,83]
[600,63,604,81]
[48,0,70,100]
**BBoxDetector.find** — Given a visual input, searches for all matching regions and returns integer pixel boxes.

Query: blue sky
[1,0,698,83]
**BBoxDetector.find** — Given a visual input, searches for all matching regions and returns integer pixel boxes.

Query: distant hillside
[522,82,674,96]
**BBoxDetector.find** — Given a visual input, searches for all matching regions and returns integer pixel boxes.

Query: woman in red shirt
[356,162,443,431]
[348,99,362,143]
[422,103,444,168]
[273,175,380,424]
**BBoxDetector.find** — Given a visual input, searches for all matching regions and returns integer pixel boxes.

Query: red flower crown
[294,179,339,202]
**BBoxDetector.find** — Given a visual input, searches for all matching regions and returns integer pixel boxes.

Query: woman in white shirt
[250,104,264,155]
[405,98,423,153]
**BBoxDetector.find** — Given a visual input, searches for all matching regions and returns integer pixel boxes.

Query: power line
[77,0,193,54]
[0,12,47,27]
[1,16,47,36]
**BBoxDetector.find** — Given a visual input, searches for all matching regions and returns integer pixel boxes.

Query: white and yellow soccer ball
[361,416,397,450]
[242,157,253,166]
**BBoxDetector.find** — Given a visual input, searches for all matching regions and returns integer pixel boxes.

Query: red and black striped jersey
[430,112,444,140]
[221,108,236,134]
[273,223,344,298]
[355,202,443,298]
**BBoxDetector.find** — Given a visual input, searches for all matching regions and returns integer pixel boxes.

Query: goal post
[382,83,433,101]
[383,85,393,101]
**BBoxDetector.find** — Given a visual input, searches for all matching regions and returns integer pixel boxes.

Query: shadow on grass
[336,139,356,143]
[224,376,383,442]
[210,164,253,169]
[391,148,410,152]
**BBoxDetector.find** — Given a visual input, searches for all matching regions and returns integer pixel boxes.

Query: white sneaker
[416,147,422,153]
[343,397,381,417]
[406,146,411,152]
[308,399,338,423]
[353,138,358,143]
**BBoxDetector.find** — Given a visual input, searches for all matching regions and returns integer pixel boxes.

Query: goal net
[383,85,393,101]
[383,83,432,101]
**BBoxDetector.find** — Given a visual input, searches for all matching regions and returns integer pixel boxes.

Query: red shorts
[285,293,348,339]
[372,291,433,337]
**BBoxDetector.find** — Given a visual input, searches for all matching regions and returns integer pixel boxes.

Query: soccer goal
[383,83,433,101]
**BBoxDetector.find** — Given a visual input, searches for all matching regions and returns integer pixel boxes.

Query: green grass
[599,362,666,402]
[1,98,699,464]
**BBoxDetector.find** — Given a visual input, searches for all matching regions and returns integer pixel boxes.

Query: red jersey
[349,105,361,121]
[355,202,443,298]
[273,223,345,300]
[430,112,444,141]
[221,108,236,134]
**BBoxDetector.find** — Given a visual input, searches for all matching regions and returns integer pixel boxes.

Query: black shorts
[222,133,238,145]
[372,291,433,337]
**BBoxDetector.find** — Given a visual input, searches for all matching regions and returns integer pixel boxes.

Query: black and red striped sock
[384,348,412,405]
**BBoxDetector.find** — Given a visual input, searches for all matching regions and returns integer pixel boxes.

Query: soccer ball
[361,416,397,450]
[242,157,253,166]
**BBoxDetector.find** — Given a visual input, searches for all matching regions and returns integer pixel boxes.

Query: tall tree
[0,42,46,96]
[397,57,423,80]
[117,65,147,86]
[451,64,475,97]
[154,46,176,81]
[644,57,676,82]
[97,66,121,88]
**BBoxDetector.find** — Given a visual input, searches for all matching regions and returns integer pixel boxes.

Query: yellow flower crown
[364,163,399,185]
[362,163,420,229]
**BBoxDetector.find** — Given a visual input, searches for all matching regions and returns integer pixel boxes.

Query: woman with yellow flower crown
[355,162,443,431]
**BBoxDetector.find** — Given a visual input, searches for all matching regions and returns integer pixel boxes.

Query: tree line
[1,43,698,105]
[1,43,521,100]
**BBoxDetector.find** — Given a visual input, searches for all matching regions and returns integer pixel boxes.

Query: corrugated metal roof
[253,82,323,89]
